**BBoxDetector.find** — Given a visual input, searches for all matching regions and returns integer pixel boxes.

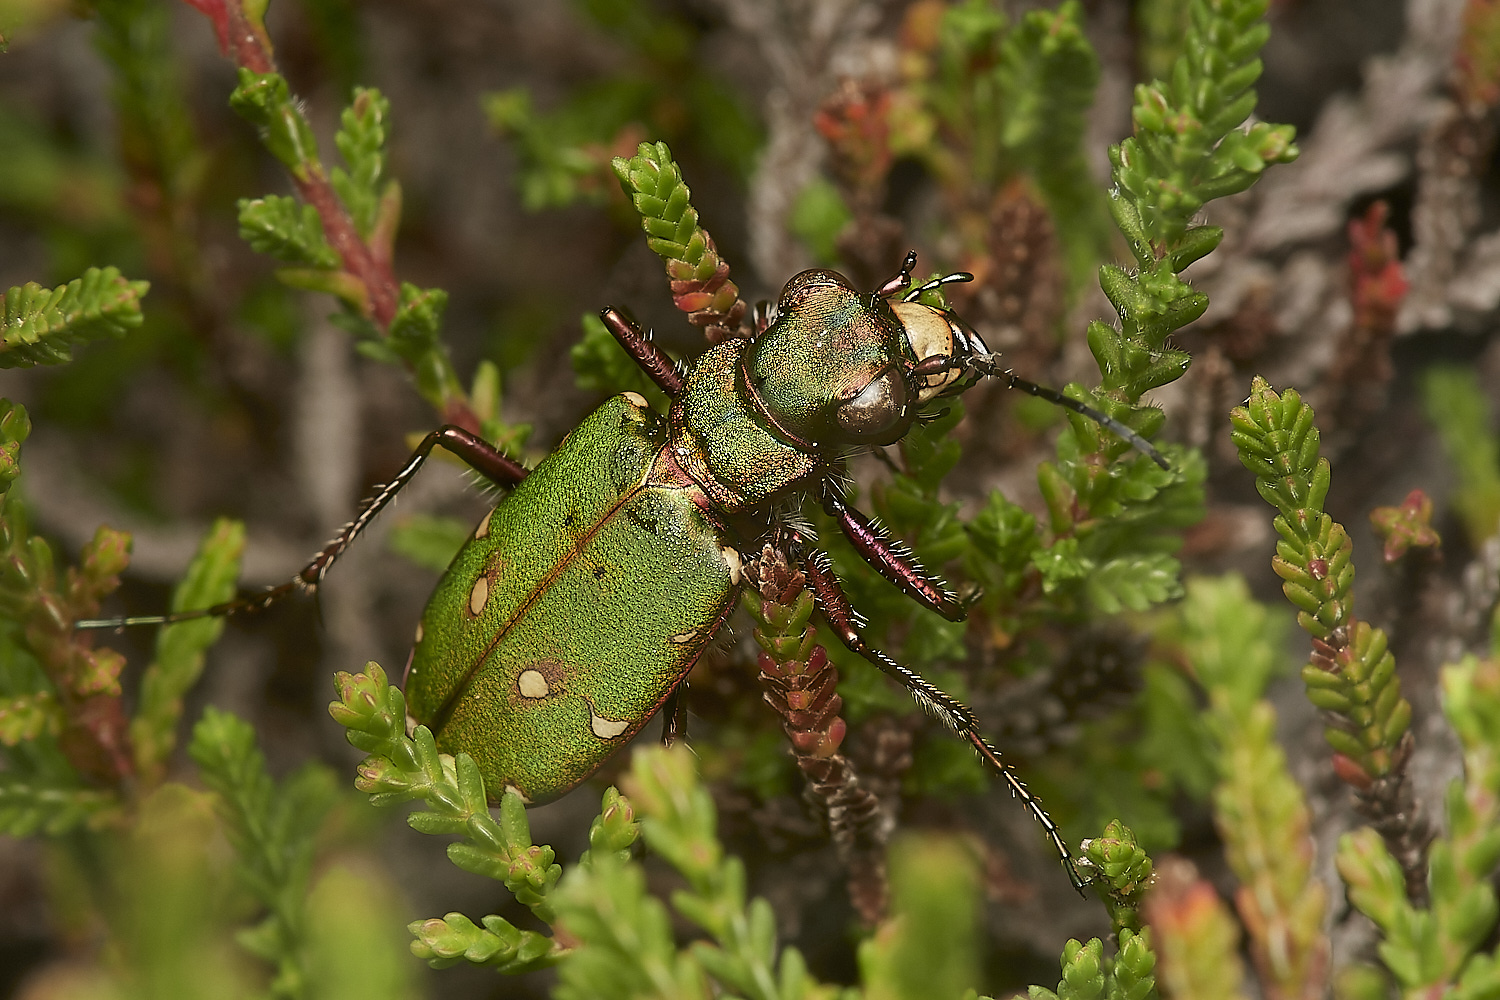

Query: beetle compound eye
[837,369,907,442]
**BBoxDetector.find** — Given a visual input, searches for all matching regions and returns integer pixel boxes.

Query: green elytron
[405,392,740,803]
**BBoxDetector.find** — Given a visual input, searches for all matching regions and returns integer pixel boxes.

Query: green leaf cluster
[612,141,735,290]
[230,70,322,184]
[1206,692,1327,1000]
[1081,819,1155,935]
[1027,931,1157,1000]
[893,0,1109,289]
[1421,366,1500,544]
[0,266,149,367]
[189,707,340,998]
[330,87,394,242]
[327,662,574,972]
[228,74,399,290]
[1336,654,1500,1000]
[0,388,409,997]
[93,0,206,266]
[326,669,1168,1000]
[238,195,340,268]
[1079,0,1297,450]
[1231,378,1414,781]
[0,395,245,831]
[994,3,1113,285]
[224,68,500,433]
[560,745,825,1000]
[1114,0,1297,252]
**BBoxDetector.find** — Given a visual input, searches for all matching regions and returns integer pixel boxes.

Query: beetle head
[741,266,985,450]
[743,269,915,449]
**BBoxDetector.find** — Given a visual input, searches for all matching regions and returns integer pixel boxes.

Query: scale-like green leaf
[1,268,149,368]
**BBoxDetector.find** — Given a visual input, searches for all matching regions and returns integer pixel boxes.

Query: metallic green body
[404,268,970,806]
[405,393,738,803]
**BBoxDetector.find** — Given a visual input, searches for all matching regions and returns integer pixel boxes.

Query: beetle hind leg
[75,426,530,630]
[821,489,970,622]
[800,548,1089,893]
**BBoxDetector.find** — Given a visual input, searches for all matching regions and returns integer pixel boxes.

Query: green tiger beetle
[79,251,1166,891]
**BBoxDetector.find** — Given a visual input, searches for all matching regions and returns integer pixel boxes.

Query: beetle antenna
[966,355,1170,470]
[902,271,973,303]
[874,250,920,300]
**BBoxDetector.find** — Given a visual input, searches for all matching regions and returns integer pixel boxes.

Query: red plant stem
[183,0,475,429]
[293,174,398,327]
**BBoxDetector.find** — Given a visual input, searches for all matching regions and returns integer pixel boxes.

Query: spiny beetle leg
[660,681,688,746]
[820,489,968,622]
[799,546,1089,894]
[73,426,529,630]
[295,425,528,589]
[599,308,686,398]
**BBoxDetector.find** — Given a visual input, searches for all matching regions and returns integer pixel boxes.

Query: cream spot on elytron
[414,621,424,644]
[475,508,493,539]
[469,575,489,616]
[721,545,743,585]
[591,712,629,740]
[671,630,697,644]
[517,669,549,699]
[622,391,649,408]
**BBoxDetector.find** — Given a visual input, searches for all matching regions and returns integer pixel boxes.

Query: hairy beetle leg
[74,426,530,630]
[799,545,1089,894]
[820,490,968,622]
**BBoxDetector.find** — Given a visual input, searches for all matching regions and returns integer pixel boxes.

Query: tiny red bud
[1332,752,1375,790]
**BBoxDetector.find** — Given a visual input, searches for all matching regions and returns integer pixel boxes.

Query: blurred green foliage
[1422,366,1500,544]
[483,0,762,211]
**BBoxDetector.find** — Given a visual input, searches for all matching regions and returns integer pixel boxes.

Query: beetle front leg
[75,426,529,629]
[821,490,969,622]
[801,549,1089,893]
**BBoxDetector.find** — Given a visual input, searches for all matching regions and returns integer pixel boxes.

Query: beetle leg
[751,300,776,335]
[820,490,969,622]
[800,548,1089,893]
[660,681,688,746]
[599,308,687,398]
[74,426,529,630]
